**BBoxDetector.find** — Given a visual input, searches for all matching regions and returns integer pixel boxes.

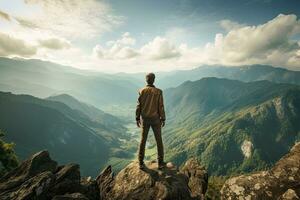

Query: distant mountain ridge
[158,65,300,88]
[1,57,300,106]
[0,57,140,109]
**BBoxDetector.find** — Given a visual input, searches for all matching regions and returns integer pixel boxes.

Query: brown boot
[158,161,166,170]
[139,161,145,170]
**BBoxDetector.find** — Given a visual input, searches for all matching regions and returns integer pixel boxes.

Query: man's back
[136,85,165,122]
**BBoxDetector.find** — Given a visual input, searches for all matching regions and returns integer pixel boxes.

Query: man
[136,73,166,170]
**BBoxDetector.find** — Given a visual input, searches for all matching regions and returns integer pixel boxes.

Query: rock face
[97,159,208,200]
[0,151,208,200]
[0,151,98,200]
[221,142,300,199]
[181,158,208,199]
[2,143,300,199]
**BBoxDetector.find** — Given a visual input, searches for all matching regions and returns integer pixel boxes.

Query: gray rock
[80,176,99,200]
[221,142,300,200]
[279,189,300,200]
[0,150,57,192]
[0,171,54,200]
[49,164,81,196]
[52,192,89,200]
[180,158,208,199]
[0,151,96,200]
[96,165,114,200]
[97,159,208,200]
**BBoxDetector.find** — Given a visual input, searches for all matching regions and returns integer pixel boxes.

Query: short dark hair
[146,73,155,84]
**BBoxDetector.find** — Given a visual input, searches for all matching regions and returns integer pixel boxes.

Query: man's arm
[158,91,166,126]
[136,91,142,127]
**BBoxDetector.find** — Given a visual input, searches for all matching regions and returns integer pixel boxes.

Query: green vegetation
[205,176,227,200]
[0,130,19,176]
[0,91,133,176]
[163,78,300,176]
[2,57,300,181]
[46,94,126,135]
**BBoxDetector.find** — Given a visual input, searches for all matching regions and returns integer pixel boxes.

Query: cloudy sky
[0,0,300,72]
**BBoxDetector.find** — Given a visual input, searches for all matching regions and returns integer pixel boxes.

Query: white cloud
[140,37,181,60]
[219,19,246,31]
[0,10,10,21]
[38,38,71,50]
[93,32,139,60]
[106,32,136,47]
[11,0,123,39]
[202,14,300,68]
[0,31,37,57]
[117,47,139,59]
[93,44,139,60]
[93,34,181,61]
[90,14,300,72]
[15,17,39,29]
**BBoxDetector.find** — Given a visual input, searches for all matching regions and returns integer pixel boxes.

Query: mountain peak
[47,93,80,102]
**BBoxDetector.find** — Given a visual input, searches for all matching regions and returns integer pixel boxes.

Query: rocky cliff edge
[0,152,208,200]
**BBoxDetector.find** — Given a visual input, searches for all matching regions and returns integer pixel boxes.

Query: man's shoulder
[138,87,147,93]
[139,86,162,94]
[155,88,163,93]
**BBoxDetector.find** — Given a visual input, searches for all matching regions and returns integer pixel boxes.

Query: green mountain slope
[0,92,131,176]
[161,78,300,175]
[46,94,125,133]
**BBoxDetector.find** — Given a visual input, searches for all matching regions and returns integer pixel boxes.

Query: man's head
[146,73,155,85]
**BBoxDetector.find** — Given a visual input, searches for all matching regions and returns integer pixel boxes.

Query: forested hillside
[158,78,300,175]
[0,92,132,176]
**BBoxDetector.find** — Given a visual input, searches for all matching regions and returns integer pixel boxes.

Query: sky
[0,0,300,72]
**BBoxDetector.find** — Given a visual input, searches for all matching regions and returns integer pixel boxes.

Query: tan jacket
[136,85,166,122]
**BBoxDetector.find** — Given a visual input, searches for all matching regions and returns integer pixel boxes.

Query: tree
[0,130,19,176]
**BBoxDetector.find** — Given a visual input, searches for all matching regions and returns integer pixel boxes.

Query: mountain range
[1,57,300,109]
[0,57,140,112]
[159,78,300,175]
[157,65,300,88]
[1,57,300,177]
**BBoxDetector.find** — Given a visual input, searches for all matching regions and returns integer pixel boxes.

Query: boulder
[1,171,54,200]
[49,164,81,196]
[96,165,114,200]
[279,189,300,200]
[0,150,57,192]
[180,158,208,199]
[97,159,208,200]
[52,193,89,200]
[0,151,95,200]
[80,176,99,200]
[221,142,300,199]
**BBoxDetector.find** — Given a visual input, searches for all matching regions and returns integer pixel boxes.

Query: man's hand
[136,119,141,128]
[161,120,165,128]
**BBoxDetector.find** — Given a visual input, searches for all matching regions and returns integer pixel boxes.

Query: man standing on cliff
[136,73,166,170]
